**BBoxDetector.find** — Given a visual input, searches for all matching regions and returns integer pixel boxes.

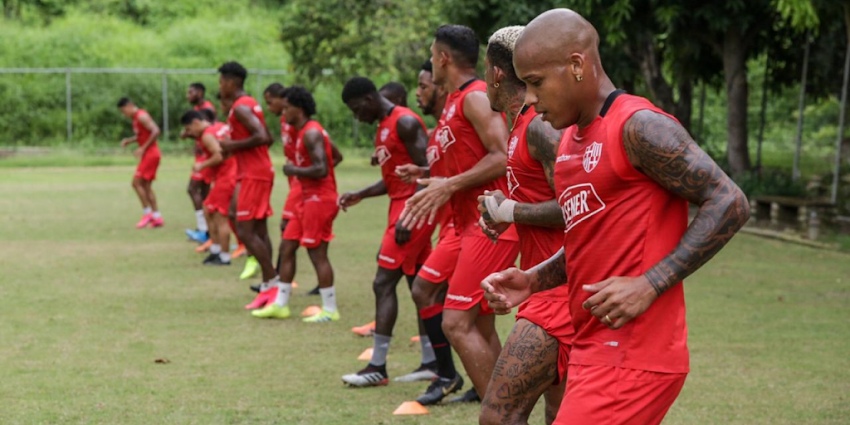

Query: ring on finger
[603,314,613,325]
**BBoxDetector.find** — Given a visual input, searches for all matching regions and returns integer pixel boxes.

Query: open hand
[338,191,362,212]
[480,268,533,315]
[399,177,450,229]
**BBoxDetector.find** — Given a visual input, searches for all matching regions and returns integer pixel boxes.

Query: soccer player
[482,9,750,424]
[394,59,468,403]
[118,97,163,228]
[252,86,341,323]
[473,26,571,425]
[216,62,278,296]
[181,110,236,265]
[379,81,408,108]
[400,25,519,404]
[185,82,217,243]
[338,76,435,386]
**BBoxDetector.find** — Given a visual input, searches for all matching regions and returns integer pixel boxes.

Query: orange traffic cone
[292,281,299,289]
[194,239,212,253]
[393,401,429,415]
[301,305,322,317]
[357,348,374,361]
[351,321,376,337]
[232,244,246,258]
[410,335,421,342]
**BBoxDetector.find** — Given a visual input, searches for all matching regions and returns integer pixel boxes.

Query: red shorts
[444,234,519,314]
[204,177,236,216]
[516,295,574,385]
[134,149,161,181]
[236,179,273,222]
[417,229,461,284]
[281,183,302,221]
[554,365,687,425]
[283,197,338,248]
[378,199,434,276]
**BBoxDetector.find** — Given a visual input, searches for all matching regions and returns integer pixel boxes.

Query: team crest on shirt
[583,141,603,173]
[426,145,440,166]
[380,127,390,142]
[375,146,391,166]
[507,136,519,158]
[436,126,456,152]
[506,167,520,197]
[446,104,457,121]
[558,183,606,233]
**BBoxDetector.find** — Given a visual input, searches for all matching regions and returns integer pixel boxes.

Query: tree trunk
[637,37,677,114]
[675,79,693,133]
[723,27,752,175]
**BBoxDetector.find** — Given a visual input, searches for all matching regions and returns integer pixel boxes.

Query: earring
[494,82,500,88]
[575,75,583,82]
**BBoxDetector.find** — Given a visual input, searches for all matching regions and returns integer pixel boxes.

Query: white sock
[209,244,221,254]
[195,210,208,232]
[219,252,231,262]
[143,207,152,215]
[260,276,280,292]
[152,211,162,219]
[319,286,337,313]
[274,282,293,307]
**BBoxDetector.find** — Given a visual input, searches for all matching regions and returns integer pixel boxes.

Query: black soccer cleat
[415,374,463,406]
[203,254,231,266]
[202,253,217,264]
[446,387,480,404]
[249,285,261,293]
[307,285,320,296]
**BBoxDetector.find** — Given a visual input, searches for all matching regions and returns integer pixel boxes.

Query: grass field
[0,154,848,425]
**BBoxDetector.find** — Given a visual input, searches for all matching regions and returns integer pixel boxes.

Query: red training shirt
[375,106,427,200]
[226,95,273,182]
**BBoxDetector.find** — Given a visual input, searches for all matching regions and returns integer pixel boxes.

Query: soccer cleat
[244,287,278,309]
[203,254,231,266]
[302,309,340,323]
[150,216,165,228]
[195,239,213,253]
[232,244,247,258]
[249,284,261,293]
[416,374,464,406]
[307,285,320,296]
[185,229,209,243]
[251,303,291,319]
[135,214,153,229]
[342,364,389,387]
[447,387,480,404]
[393,362,438,383]
[239,256,259,280]
[351,321,376,337]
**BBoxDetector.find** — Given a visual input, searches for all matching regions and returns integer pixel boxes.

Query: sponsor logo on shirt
[375,145,391,166]
[445,104,457,121]
[583,141,603,173]
[380,127,390,142]
[507,135,519,158]
[506,167,520,197]
[426,145,440,166]
[558,183,606,233]
[556,154,572,163]
[295,151,305,166]
[436,126,456,152]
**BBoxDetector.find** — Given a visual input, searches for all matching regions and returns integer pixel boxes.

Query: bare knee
[411,279,433,307]
[441,312,473,339]
[372,275,396,299]
[478,406,503,425]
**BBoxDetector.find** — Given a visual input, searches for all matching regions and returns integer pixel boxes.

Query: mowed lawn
[0,154,848,425]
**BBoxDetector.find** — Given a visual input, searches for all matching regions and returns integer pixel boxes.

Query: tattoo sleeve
[622,110,750,295]
[512,116,565,228]
[529,248,567,293]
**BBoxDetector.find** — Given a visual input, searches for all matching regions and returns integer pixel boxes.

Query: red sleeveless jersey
[426,124,455,238]
[294,120,337,202]
[194,100,217,114]
[227,95,273,182]
[554,93,689,373]
[376,106,426,200]
[506,106,566,281]
[199,122,237,183]
[437,79,515,239]
[132,109,158,149]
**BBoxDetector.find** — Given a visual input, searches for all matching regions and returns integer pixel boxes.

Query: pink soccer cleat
[150,216,165,228]
[135,214,153,229]
[244,286,278,310]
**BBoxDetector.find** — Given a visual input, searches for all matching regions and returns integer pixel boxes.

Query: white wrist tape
[484,197,517,223]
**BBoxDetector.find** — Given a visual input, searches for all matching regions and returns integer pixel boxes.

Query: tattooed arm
[478,116,565,229]
[481,248,566,315]
[582,109,750,329]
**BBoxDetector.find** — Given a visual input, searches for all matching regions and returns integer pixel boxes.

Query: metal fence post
[65,68,72,142]
[162,71,169,141]
[255,70,262,98]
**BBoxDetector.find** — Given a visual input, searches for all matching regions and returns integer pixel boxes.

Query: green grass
[0,155,848,424]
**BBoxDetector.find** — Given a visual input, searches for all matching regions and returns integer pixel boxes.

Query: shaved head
[514,8,612,129]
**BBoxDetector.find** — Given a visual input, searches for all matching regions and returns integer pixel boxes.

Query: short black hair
[198,108,216,122]
[117,97,132,108]
[218,61,248,84]
[487,42,521,86]
[421,59,432,74]
[284,85,317,117]
[341,77,378,104]
[434,24,480,68]
[264,82,286,97]
[181,110,204,125]
[379,82,407,105]
[189,82,206,93]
